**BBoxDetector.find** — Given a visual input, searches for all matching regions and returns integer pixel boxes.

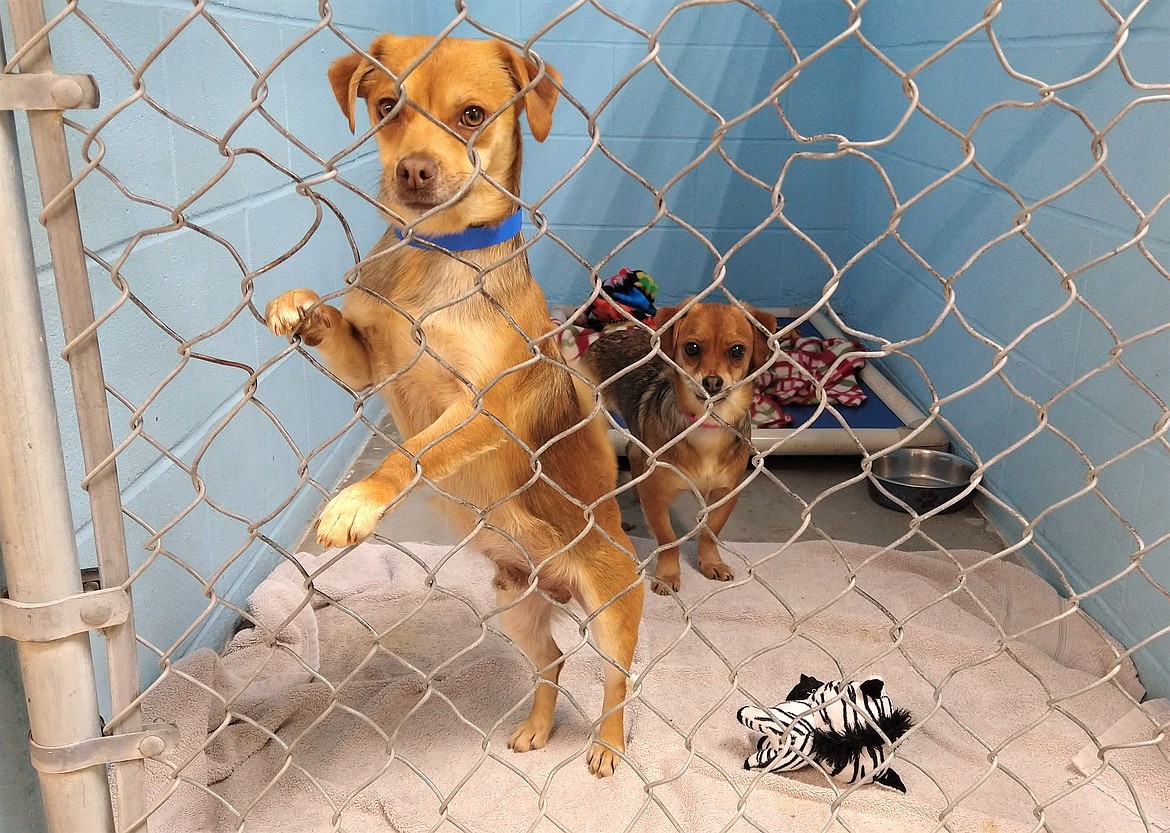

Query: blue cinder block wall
[839,1,1170,697]
[410,1,861,308]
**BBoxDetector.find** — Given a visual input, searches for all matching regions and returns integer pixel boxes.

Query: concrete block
[520,0,688,46]
[277,24,368,173]
[781,41,860,140]
[952,234,1080,345]
[156,9,292,159]
[169,127,296,216]
[706,227,839,307]
[688,146,781,232]
[41,7,174,253]
[700,1,857,49]
[1000,350,1069,412]
[535,143,689,229]
[882,41,1035,136]
[1119,327,1170,407]
[323,1,413,31]
[540,41,615,118]
[858,0,989,46]
[893,171,1024,277]
[197,395,306,528]
[1049,381,1150,464]
[601,45,718,140]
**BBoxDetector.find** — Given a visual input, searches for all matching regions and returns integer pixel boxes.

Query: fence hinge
[29,723,180,774]
[0,586,129,642]
[0,72,99,110]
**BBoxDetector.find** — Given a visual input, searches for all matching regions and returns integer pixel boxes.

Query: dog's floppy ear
[746,307,777,371]
[498,43,562,142]
[653,304,686,361]
[328,48,378,134]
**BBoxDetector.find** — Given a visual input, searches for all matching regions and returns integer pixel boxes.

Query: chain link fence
[1,1,1168,831]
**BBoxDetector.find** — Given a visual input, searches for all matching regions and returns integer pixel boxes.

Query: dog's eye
[461,105,486,128]
[683,342,701,357]
[377,98,398,119]
[728,344,746,360]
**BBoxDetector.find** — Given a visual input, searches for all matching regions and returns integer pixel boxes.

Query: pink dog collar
[685,413,725,429]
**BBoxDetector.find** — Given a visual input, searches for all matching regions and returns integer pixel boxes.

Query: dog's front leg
[634,461,687,595]
[266,289,374,391]
[697,485,738,582]
[316,398,506,547]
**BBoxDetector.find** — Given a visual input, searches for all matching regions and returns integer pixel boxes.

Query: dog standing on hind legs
[264,34,643,776]
[583,301,776,594]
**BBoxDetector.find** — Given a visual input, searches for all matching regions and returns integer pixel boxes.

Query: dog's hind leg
[573,547,643,777]
[498,582,564,754]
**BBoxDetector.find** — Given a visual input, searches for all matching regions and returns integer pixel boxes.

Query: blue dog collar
[393,209,523,252]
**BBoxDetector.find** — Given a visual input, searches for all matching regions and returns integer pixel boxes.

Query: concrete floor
[299,422,1005,557]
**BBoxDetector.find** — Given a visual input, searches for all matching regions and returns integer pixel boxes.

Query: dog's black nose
[397,155,438,190]
[702,375,724,395]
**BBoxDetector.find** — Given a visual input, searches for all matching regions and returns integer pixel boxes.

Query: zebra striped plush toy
[736,674,914,792]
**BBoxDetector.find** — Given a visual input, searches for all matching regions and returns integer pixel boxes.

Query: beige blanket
[138,539,1169,832]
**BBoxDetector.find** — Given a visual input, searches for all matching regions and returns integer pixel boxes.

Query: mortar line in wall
[72,210,837,274]
[171,420,378,659]
[148,0,392,31]
[843,228,1158,537]
[565,135,807,146]
[209,407,380,598]
[852,349,1161,669]
[72,351,332,526]
[80,152,380,262]
[177,151,383,230]
[519,222,845,234]
[96,0,876,51]
[846,248,1158,490]
[98,405,379,669]
[841,268,1167,438]
[865,147,1166,249]
[557,37,850,50]
[840,228,1081,361]
[867,27,1170,51]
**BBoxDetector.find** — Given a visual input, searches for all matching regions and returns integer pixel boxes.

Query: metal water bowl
[866,449,978,514]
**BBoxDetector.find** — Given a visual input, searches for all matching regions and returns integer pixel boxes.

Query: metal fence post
[4,0,148,826]
[0,44,117,833]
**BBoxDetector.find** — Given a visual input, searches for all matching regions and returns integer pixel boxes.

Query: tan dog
[583,301,776,594]
[265,35,643,777]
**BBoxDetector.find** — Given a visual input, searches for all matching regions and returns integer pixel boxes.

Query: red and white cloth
[751,334,867,428]
[557,321,610,365]
[554,314,866,430]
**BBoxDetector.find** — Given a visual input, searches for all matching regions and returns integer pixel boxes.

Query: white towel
[136,539,1167,832]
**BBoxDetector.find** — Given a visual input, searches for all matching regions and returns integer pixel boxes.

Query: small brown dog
[583,302,776,594]
[265,35,642,777]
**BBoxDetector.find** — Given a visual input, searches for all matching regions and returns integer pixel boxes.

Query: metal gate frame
[0,2,172,831]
